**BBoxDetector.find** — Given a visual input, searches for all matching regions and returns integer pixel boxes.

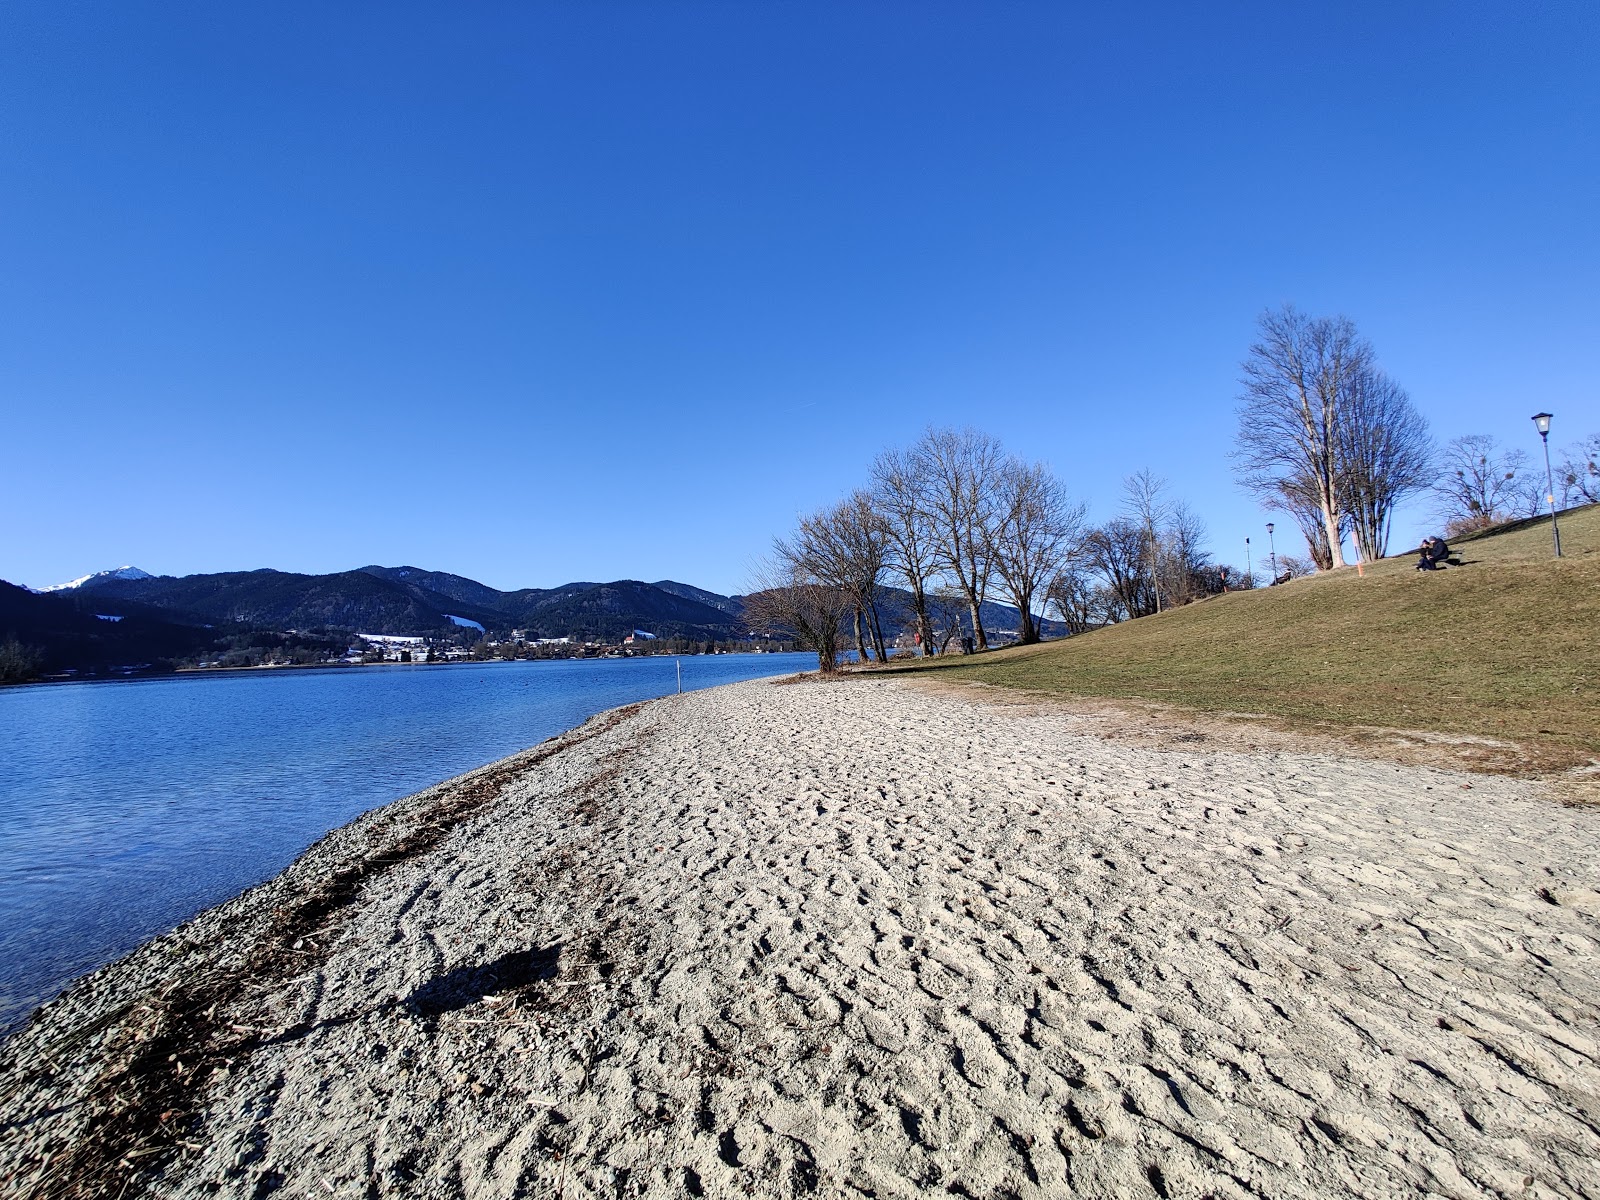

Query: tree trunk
[917,607,935,656]
[1321,505,1346,569]
[869,600,888,662]
[1017,602,1037,645]
[1351,503,1384,563]
[853,608,869,663]
[909,584,934,656]
[967,596,988,651]
[1146,523,1163,613]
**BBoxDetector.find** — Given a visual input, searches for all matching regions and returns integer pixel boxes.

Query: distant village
[179,622,1037,673]
[188,627,800,672]
[322,624,1022,668]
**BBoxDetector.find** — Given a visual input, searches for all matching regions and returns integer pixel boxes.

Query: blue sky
[4,2,1596,594]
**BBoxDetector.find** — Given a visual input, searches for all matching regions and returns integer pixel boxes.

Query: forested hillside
[4,561,1059,681]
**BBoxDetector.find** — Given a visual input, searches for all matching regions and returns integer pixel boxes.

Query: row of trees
[754,307,1594,674]
[747,430,1237,672]
[1435,431,1599,535]
[1058,473,1228,628]
[747,429,1090,672]
[1234,304,1596,562]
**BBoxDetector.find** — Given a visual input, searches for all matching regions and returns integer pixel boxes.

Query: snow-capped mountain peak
[42,566,155,592]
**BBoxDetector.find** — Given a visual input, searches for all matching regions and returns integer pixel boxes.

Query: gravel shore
[3,677,1597,1199]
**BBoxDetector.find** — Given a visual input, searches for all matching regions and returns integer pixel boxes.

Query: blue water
[0,653,812,1032]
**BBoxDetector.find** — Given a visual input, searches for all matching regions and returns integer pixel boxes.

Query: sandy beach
[3,676,1598,1199]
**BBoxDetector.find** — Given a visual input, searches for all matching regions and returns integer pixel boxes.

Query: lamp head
[1265,522,1274,535]
[1533,412,1553,437]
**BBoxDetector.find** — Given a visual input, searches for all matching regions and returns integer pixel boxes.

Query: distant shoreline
[9,648,790,689]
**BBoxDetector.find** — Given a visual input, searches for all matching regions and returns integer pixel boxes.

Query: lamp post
[1245,536,1252,588]
[1265,522,1277,583]
[1532,413,1562,558]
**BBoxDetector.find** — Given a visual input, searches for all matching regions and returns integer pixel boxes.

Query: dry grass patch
[876,505,1600,784]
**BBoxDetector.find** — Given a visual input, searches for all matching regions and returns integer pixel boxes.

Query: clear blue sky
[4,2,1596,594]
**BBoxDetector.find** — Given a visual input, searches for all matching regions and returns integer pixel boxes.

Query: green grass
[879,505,1600,772]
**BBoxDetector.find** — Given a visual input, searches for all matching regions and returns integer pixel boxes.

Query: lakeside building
[355,633,436,664]
[356,633,427,648]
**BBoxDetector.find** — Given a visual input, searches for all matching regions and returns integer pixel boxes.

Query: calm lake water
[0,653,812,1033]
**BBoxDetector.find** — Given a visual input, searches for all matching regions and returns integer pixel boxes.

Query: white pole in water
[676,658,682,693]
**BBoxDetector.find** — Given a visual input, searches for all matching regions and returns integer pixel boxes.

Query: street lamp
[1531,412,1562,558]
[1265,522,1277,583]
[1245,536,1252,587]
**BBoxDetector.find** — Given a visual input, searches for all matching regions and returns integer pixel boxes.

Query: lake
[0,652,813,1033]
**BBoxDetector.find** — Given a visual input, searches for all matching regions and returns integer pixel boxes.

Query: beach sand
[3,677,1598,1199]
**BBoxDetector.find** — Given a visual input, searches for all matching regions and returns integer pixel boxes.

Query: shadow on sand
[408,944,563,1018]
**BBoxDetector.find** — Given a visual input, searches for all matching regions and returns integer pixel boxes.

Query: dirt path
[4,677,1598,1199]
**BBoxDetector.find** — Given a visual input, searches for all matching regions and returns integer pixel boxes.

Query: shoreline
[4,678,1597,1198]
[0,697,654,1197]
[8,647,797,690]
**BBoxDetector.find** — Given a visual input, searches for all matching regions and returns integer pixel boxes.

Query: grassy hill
[881,505,1600,773]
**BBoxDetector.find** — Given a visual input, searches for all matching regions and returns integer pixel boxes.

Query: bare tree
[1277,554,1310,580]
[1045,561,1111,635]
[743,554,854,675]
[1121,469,1172,612]
[1236,305,1373,569]
[869,446,941,656]
[1338,368,1435,561]
[1154,500,1212,605]
[1434,435,1534,535]
[793,493,890,662]
[914,428,1003,651]
[1558,434,1600,506]
[986,459,1087,644]
[866,586,907,660]
[1275,469,1338,571]
[1082,518,1158,619]
[925,587,970,654]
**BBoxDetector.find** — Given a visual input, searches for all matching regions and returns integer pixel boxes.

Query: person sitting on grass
[1416,536,1451,570]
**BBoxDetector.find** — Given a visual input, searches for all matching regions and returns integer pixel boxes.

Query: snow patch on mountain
[43,566,155,592]
[445,614,485,632]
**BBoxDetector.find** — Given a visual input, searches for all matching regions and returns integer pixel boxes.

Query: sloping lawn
[881,505,1600,771]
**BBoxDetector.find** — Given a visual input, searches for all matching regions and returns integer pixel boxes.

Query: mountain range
[51,566,746,643]
[38,565,155,592]
[5,563,1060,677]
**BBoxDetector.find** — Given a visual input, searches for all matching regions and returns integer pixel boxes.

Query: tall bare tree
[1153,500,1212,605]
[1236,305,1373,569]
[792,492,890,662]
[1337,368,1435,561]
[986,459,1086,644]
[1082,518,1158,619]
[1044,562,1111,635]
[1276,471,1337,571]
[914,427,1003,650]
[1121,469,1172,612]
[743,553,854,675]
[869,446,941,656]
[1434,435,1534,535]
